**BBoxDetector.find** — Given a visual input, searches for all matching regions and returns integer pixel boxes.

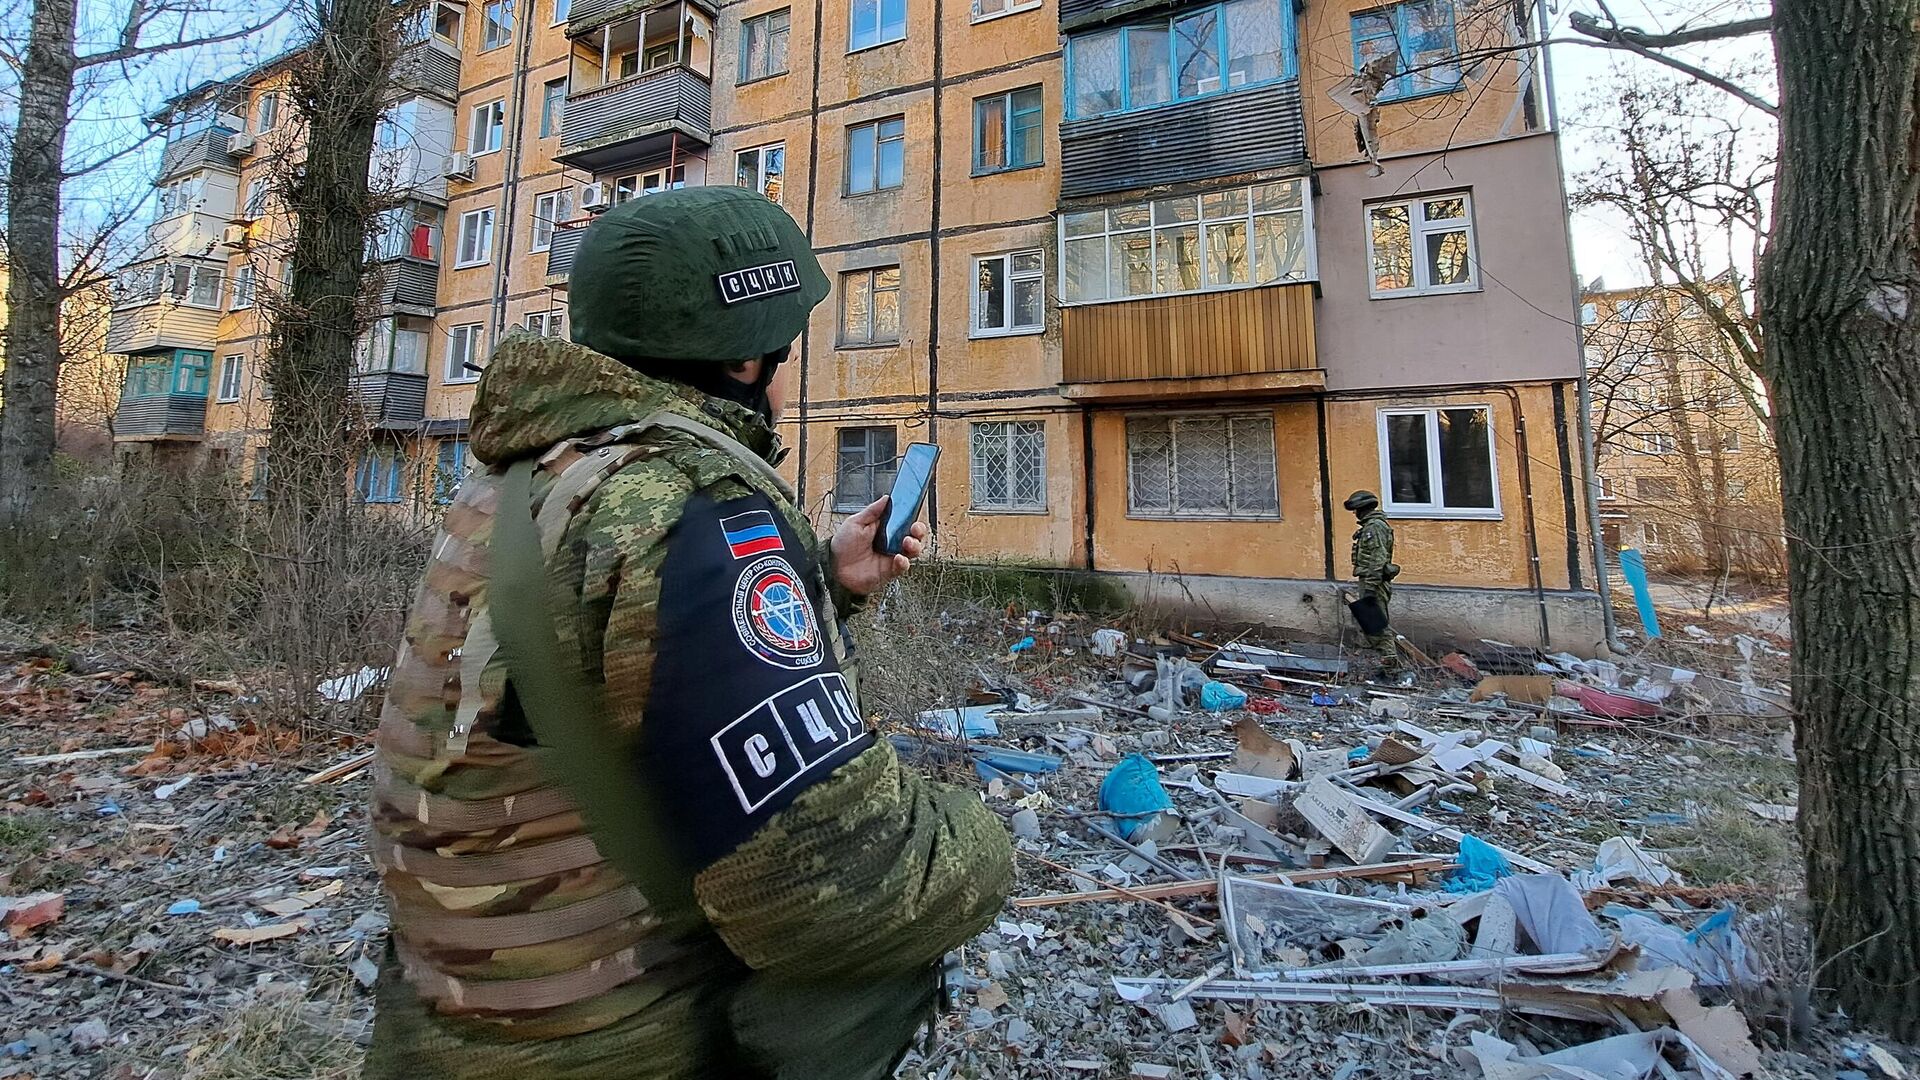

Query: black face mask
[630,346,790,425]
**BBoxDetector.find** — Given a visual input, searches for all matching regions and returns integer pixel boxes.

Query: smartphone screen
[876,442,939,555]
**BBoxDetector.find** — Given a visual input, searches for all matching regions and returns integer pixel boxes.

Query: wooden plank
[1010,857,1455,908]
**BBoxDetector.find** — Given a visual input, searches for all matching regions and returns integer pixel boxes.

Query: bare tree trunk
[1762,0,1920,1039]
[263,0,397,521]
[0,0,78,520]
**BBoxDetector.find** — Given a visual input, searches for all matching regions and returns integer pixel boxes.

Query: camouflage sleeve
[693,740,1013,979]
[1353,523,1391,583]
[557,460,1011,980]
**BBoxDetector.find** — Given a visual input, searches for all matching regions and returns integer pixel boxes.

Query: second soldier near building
[1345,489,1401,676]
[364,189,1013,1080]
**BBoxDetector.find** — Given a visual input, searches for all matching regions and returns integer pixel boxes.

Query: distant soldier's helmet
[1343,490,1380,512]
[567,187,830,365]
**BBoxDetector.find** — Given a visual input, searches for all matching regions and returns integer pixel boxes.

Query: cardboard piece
[1294,776,1396,864]
[1658,987,1765,1078]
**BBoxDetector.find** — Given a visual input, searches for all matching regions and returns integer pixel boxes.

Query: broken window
[840,266,901,346]
[1126,414,1278,519]
[1379,405,1497,516]
[1365,193,1476,297]
[1060,178,1310,304]
[836,427,898,511]
[736,143,785,203]
[741,10,790,80]
[1349,0,1460,102]
[970,421,1047,512]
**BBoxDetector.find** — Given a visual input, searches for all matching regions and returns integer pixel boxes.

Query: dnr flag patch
[720,509,783,559]
[717,260,802,305]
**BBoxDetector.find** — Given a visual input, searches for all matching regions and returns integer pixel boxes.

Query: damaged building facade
[104,0,1604,649]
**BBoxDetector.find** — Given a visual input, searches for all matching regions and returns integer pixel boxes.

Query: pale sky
[1544,0,1776,289]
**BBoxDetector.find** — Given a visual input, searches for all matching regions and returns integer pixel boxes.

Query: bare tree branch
[1568,11,1780,115]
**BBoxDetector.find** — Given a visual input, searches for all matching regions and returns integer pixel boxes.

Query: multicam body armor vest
[370,414,851,1033]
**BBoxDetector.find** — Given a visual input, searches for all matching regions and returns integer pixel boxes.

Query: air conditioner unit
[221,224,250,248]
[444,151,475,181]
[579,182,612,211]
[226,130,256,155]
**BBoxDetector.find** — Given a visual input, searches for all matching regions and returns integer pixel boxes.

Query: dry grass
[175,986,365,1080]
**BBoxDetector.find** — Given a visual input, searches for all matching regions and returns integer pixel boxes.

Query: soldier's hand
[831,496,928,596]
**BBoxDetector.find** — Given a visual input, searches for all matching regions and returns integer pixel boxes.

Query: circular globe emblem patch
[731,556,823,669]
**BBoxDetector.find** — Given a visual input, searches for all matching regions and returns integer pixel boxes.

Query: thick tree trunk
[263,0,395,521]
[1761,0,1920,1039]
[0,0,78,519]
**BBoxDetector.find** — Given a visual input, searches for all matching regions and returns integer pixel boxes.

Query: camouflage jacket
[367,335,1012,1079]
[1351,510,1396,586]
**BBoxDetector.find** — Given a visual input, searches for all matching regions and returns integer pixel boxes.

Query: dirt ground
[0,591,1908,1080]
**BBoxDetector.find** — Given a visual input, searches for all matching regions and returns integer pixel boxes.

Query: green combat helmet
[569,187,831,363]
[1344,490,1380,513]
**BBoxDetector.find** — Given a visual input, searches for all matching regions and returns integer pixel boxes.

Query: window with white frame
[835,427,898,511]
[613,165,687,202]
[1598,475,1617,499]
[1636,431,1676,455]
[1726,479,1749,500]
[526,310,565,337]
[445,323,486,383]
[455,208,494,267]
[840,266,901,346]
[973,251,1044,337]
[1718,430,1742,453]
[1615,297,1657,322]
[741,10,790,80]
[155,174,205,218]
[846,116,905,194]
[468,99,505,153]
[1367,193,1476,297]
[1126,414,1278,518]
[1635,476,1678,500]
[973,86,1043,174]
[736,143,785,204]
[241,178,269,219]
[974,0,1040,21]
[433,3,463,42]
[482,0,513,48]
[1060,179,1311,304]
[1378,406,1498,516]
[253,91,280,132]
[1641,520,1670,547]
[850,0,906,50]
[540,78,567,137]
[230,265,256,309]
[181,265,222,308]
[970,421,1046,511]
[216,354,245,402]
[531,189,573,252]
[357,317,429,374]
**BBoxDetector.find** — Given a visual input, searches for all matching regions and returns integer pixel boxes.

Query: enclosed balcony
[393,37,462,103]
[556,1,713,171]
[1057,180,1322,401]
[349,317,432,431]
[368,203,445,310]
[107,260,226,356]
[114,350,210,441]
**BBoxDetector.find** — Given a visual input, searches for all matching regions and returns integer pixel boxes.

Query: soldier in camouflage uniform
[363,188,1013,1079]
[1345,490,1400,674]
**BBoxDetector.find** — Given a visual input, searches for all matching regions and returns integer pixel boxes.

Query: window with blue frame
[1351,0,1460,102]
[850,0,905,51]
[355,447,406,504]
[123,351,211,399]
[433,438,471,504]
[1067,0,1295,120]
[974,87,1044,174]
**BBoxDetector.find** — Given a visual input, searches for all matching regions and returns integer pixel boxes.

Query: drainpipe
[489,0,540,340]
[1538,0,1622,651]
[1494,386,1553,650]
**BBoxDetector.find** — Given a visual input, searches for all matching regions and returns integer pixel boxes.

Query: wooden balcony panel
[1061,282,1321,399]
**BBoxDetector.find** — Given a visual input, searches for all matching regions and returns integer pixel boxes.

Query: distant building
[1582,282,1783,578]
[104,0,1611,647]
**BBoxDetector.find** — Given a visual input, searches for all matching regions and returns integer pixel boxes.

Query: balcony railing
[373,256,440,311]
[106,301,224,356]
[393,39,461,102]
[1060,282,1322,400]
[349,371,429,431]
[115,393,207,440]
[1060,80,1305,199]
[556,64,711,171]
[545,220,590,284]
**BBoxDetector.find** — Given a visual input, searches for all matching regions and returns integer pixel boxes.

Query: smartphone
[874,442,939,555]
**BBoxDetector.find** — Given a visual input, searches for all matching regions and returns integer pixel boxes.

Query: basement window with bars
[1378,405,1498,517]
[970,421,1046,512]
[1126,414,1277,519]
[1060,179,1312,304]
[835,426,898,512]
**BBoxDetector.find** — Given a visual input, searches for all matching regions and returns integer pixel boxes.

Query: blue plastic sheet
[1447,834,1514,892]
[1618,548,1662,639]
[1199,681,1249,712]
[1098,754,1173,840]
